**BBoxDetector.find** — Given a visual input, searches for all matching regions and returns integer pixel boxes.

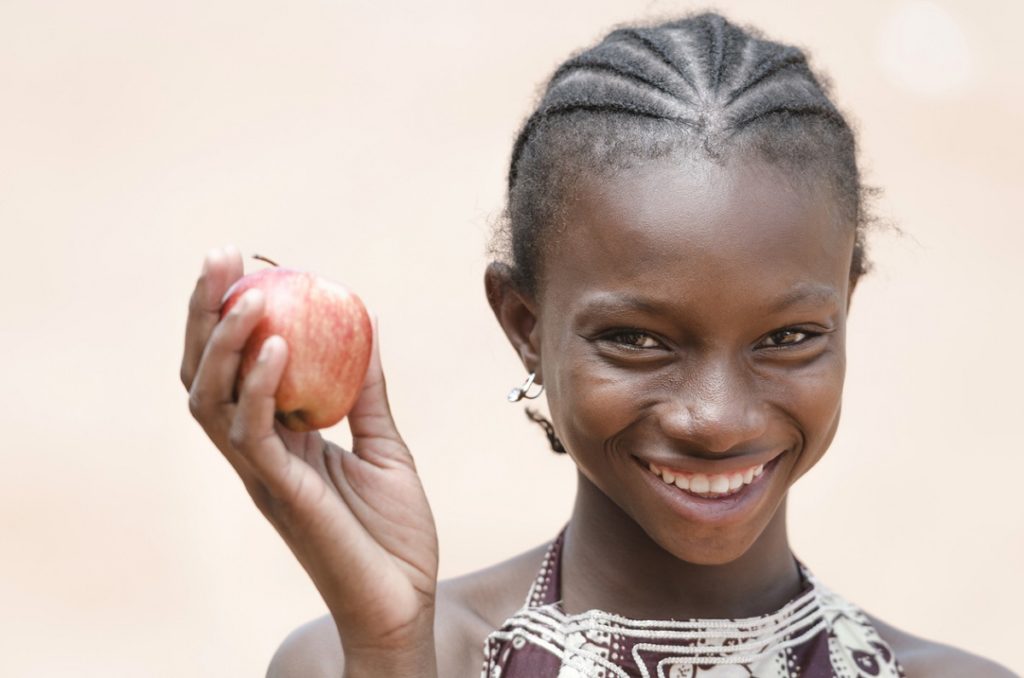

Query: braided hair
[491,12,872,452]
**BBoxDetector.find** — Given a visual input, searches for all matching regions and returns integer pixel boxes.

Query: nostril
[657,399,768,454]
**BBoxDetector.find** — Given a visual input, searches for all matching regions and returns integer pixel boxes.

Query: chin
[607,449,793,567]
[646,520,771,566]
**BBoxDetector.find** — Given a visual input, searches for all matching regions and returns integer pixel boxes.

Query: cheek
[547,350,636,463]
[783,348,846,479]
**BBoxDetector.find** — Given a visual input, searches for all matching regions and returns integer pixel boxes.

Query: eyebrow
[578,294,674,316]
[578,284,839,317]
[765,283,840,313]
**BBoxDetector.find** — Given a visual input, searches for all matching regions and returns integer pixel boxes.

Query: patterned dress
[481,531,905,678]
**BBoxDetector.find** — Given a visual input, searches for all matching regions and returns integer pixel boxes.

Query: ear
[484,262,543,379]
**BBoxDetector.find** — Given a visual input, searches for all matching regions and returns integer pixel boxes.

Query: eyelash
[601,329,662,351]
[759,328,822,349]
[599,327,823,352]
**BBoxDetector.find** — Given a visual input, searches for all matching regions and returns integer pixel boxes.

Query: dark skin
[183,153,1016,677]
[502,155,852,621]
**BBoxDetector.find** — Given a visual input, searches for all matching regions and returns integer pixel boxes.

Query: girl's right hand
[180,247,439,675]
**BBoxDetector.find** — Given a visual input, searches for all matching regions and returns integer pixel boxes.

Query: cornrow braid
[492,12,872,453]
[525,407,566,454]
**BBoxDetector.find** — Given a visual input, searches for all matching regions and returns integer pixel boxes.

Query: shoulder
[265,542,549,678]
[433,541,549,673]
[441,540,549,631]
[266,614,342,678]
[866,613,1018,678]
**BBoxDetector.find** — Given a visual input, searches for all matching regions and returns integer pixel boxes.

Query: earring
[507,371,544,402]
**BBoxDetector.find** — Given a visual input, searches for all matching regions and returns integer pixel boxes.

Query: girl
[180,12,1013,678]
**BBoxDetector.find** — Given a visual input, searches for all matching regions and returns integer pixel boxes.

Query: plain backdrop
[1,0,1021,675]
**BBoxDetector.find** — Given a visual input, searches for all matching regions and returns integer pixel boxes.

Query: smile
[646,461,766,499]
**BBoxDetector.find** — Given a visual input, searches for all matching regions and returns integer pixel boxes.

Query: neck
[560,471,801,620]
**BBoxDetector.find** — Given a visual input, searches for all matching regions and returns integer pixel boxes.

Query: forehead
[541,155,854,309]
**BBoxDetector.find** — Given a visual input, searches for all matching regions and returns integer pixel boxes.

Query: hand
[180,247,439,666]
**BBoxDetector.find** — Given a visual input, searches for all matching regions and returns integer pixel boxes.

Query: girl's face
[533,154,856,565]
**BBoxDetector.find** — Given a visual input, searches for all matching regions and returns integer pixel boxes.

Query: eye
[759,328,819,349]
[601,329,662,350]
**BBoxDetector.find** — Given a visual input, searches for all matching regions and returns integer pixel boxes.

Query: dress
[481,530,906,678]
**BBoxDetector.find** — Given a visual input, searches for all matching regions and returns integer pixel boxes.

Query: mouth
[645,459,768,500]
[630,451,786,525]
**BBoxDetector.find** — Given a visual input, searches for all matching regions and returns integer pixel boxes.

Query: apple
[220,260,372,432]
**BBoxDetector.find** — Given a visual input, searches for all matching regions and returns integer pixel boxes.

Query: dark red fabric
[482,529,904,678]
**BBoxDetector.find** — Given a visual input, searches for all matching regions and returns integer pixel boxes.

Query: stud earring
[507,371,544,402]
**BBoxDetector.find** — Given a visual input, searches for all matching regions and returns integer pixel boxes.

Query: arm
[265,575,508,678]
[181,247,440,677]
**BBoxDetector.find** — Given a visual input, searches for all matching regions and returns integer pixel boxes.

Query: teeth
[647,459,771,498]
[709,475,729,493]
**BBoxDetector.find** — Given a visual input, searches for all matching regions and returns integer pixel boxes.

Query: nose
[657,356,768,454]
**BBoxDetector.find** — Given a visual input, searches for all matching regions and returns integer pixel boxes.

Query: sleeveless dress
[481,531,906,678]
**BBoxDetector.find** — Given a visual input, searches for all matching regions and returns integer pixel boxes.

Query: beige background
[1,0,1021,675]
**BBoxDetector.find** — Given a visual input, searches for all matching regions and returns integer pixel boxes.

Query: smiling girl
[181,11,1014,678]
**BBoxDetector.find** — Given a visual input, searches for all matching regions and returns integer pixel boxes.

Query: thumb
[347,313,411,466]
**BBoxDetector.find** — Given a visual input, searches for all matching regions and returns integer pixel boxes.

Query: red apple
[220,263,372,432]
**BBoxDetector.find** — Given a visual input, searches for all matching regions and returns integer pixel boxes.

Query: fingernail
[258,337,276,362]
[232,289,254,314]
[201,248,218,275]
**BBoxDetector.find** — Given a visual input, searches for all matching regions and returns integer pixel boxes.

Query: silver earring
[507,371,544,402]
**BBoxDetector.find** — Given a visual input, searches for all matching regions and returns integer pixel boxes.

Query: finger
[181,245,244,389]
[188,287,266,425]
[348,314,412,466]
[229,335,301,499]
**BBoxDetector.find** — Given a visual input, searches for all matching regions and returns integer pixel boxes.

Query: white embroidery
[481,539,905,678]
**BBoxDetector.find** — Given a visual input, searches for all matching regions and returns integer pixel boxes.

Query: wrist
[342,635,437,678]
[338,609,437,678]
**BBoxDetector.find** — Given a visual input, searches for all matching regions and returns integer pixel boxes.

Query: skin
[182,154,1016,678]
[515,155,852,620]
[181,247,440,677]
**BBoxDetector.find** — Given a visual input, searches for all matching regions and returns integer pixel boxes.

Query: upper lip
[635,450,785,476]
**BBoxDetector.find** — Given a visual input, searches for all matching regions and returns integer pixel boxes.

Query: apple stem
[252,254,280,267]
